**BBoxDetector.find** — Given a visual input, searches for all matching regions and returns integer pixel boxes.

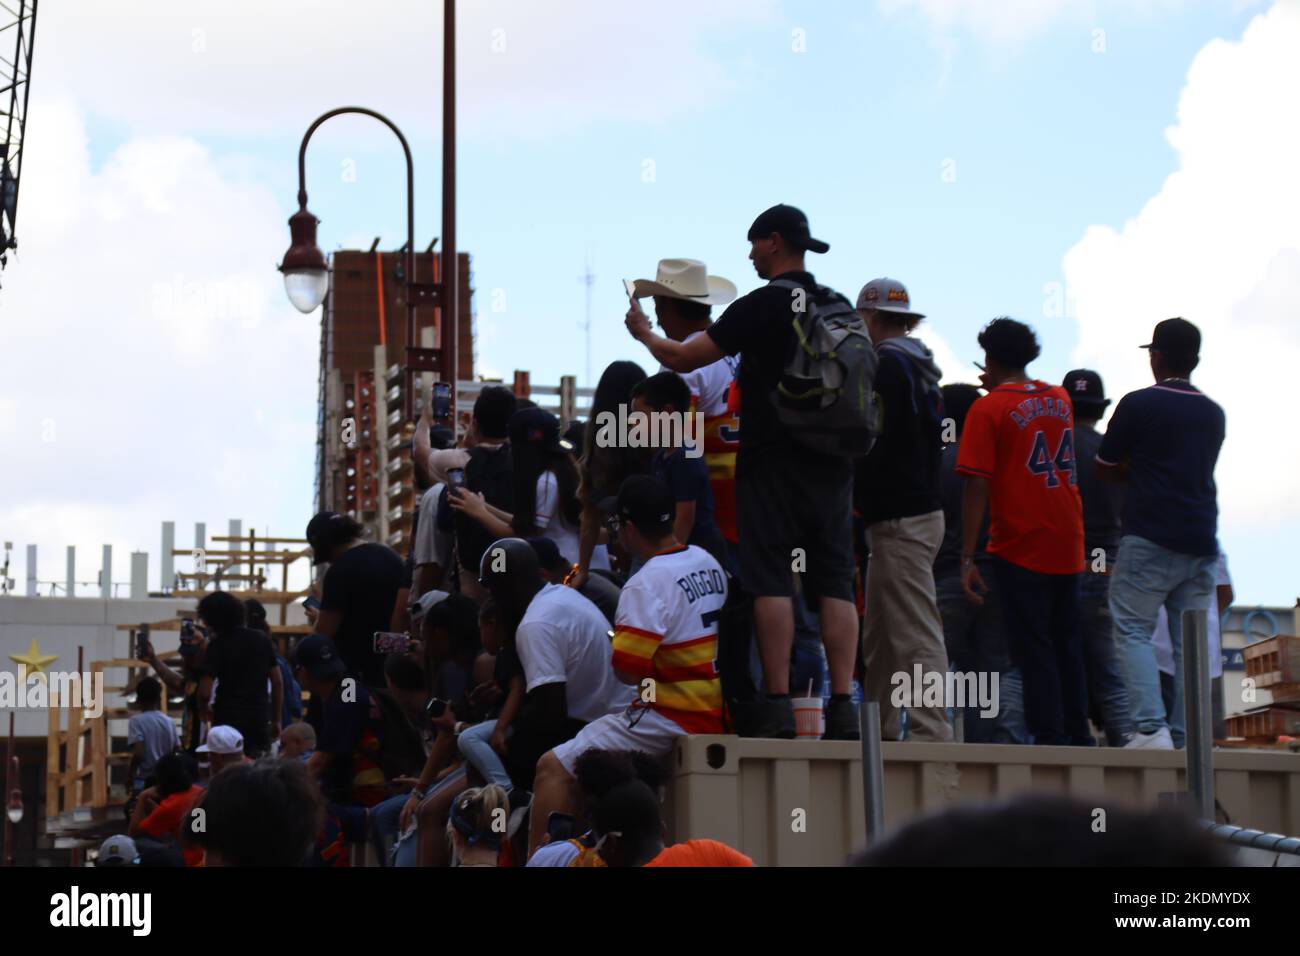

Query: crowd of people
[101,202,1226,867]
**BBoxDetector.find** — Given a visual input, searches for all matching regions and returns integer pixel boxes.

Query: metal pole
[1183,608,1214,820]
[441,0,458,425]
[859,701,885,843]
[4,712,13,866]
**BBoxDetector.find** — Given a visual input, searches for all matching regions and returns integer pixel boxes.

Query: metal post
[1183,608,1214,820]
[4,712,16,867]
[859,701,885,843]
[100,545,112,599]
[229,519,242,585]
[65,546,75,598]
[24,544,35,596]
[441,0,458,422]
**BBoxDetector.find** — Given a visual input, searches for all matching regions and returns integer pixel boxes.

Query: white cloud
[0,97,319,591]
[36,0,778,141]
[1063,1,1300,533]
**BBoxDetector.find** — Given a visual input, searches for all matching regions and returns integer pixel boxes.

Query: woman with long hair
[570,360,649,587]
[450,406,608,571]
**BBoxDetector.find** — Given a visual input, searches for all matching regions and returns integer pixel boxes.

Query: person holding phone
[625,259,740,572]
[450,406,603,575]
[415,384,518,601]
[143,620,211,754]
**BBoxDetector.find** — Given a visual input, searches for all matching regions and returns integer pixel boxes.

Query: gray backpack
[768,278,881,458]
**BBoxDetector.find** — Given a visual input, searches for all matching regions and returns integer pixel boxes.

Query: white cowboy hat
[631,258,737,306]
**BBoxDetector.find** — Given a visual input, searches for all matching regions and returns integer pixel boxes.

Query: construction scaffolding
[43,532,314,847]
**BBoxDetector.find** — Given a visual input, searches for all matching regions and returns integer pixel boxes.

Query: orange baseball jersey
[955,381,1084,575]
[610,544,726,734]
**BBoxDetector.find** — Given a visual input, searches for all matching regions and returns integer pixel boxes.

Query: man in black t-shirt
[295,634,389,807]
[625,204,859,741]
[307,510,406,688]
[1063,369,1133,748]
[194,591,281,757]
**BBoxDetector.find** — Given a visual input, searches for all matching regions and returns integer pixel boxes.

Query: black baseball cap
[1062,369,1110,410]
[602,475,675,533]
[293,633,346,681]
[747,204,829,254]
[527,536,567,571]
[508,406,571,454]
[1140,318,1200,359]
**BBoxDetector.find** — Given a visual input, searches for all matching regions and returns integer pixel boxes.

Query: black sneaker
[734,697,796,739]
[823,698,860,741]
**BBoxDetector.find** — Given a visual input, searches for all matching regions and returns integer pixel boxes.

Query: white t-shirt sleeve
[534,471,558,531]
[413,484,447,567]
[516,619,567,691]
[615,578,671,639]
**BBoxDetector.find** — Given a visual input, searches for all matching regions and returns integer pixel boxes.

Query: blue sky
[4,0,1297,606]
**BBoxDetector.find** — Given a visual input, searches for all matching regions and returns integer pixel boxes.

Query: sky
[1,0,1296,604]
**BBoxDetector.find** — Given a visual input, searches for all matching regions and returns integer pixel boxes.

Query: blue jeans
[1109,535,1216,743]
[936,571,1027,744]
[458,720,513,791]
[371,787,431,865]
[1079,572,1135,746]
[991,558,1092,746]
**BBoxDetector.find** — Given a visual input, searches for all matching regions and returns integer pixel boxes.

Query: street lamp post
[278,1,457,424]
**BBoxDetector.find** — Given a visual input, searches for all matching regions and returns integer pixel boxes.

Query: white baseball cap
[410,588,450,621]
[856,277,925,321]
[197,725,244,755]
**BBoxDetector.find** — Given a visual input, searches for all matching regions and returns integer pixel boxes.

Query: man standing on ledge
[1097,318,1225,750]
[625,204,860,741]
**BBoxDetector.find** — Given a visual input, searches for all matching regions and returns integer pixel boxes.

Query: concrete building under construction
[316,247,475,551]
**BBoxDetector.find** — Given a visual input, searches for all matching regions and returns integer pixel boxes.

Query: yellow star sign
[10,638,58,674]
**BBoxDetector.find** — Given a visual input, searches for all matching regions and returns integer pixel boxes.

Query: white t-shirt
[413,483,453,573]
[515,583,632,723]
[1153,552,1231,678]
[526,839,583,867]
[534,470,610,571]
[663,331,736,416]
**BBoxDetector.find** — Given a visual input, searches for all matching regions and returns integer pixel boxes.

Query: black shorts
[735,453,855,603]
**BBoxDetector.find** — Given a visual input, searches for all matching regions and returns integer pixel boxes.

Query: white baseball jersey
[611,544,727,733]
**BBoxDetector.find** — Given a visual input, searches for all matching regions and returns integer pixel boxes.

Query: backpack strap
[766,278,831,368]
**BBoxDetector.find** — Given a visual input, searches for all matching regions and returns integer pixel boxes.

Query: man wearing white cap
[627,258,742,573]
[97,834,140,867]
[197,725,250,778]
[854,278,952,742]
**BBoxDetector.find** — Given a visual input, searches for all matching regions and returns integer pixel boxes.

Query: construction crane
[0,0,37,284]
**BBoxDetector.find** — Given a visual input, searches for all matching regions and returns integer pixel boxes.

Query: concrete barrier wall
[0,596,195,737]
[667,736,1300,866]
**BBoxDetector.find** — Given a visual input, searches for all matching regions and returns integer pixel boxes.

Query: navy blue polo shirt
[1095,381,1224,557]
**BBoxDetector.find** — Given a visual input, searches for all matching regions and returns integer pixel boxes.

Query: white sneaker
[1124,727,1174,750]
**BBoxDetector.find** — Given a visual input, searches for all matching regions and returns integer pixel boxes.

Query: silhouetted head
[478,537,543,621]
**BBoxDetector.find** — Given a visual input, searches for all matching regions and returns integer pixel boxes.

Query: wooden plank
[46,691,61,819]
